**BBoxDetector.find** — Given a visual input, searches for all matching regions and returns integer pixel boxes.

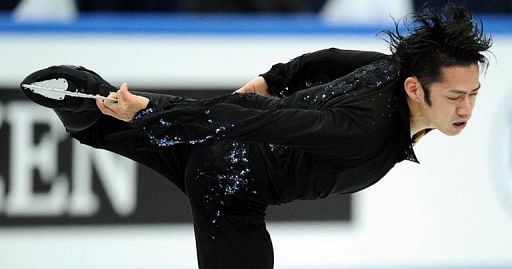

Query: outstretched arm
[100,85,366,158]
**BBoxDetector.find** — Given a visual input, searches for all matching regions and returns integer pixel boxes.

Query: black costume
[21,48,422,269]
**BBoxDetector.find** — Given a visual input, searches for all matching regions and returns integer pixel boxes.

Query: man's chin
[439,127,463,136]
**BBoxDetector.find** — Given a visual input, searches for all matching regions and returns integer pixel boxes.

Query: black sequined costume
[22,49,424,269]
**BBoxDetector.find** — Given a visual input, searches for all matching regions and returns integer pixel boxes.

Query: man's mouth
[453,121,467,130]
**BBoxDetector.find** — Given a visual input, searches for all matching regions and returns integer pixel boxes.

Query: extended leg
[20,65,194,192]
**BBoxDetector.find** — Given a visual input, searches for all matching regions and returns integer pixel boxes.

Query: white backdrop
[0,32,511,268]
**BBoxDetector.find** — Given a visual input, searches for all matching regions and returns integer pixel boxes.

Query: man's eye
[448,96,460,100]
[469,93,478,96]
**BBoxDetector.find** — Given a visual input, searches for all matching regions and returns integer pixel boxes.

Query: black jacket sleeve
[260,48,388,97]
[130,93,366,158]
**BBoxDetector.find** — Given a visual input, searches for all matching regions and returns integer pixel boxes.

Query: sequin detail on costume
[201,142,253,196]
[134,106,237,147]
[268,143,289,157]
[195,142,255,239]
[142,125,214,146]
[133,107,154,121]
[298,59,399,105]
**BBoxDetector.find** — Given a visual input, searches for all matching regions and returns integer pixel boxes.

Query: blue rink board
[0,12,511,35]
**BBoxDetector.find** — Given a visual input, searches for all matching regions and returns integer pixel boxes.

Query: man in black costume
[20,4,491,269]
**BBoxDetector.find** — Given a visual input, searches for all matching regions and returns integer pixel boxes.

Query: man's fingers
[98,99,115,115]
[96,83,137,122]
[97,101,116,117]
[96,95,121,118]
[103,91,119,109]
[108,91,118,100]
[95,98,103,109]
[117,82,130,101]
[120,82,128,93]
[233,85,253,94]
[96,94,109,110]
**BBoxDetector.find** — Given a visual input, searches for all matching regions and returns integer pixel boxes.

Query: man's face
[420,64,481,136]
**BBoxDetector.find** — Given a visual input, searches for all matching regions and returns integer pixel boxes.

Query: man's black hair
[380,3,492,105]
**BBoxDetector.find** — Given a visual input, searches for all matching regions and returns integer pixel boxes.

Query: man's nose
[457,95,472,118]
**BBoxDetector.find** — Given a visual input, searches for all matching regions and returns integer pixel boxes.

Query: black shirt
[126,48,420,203]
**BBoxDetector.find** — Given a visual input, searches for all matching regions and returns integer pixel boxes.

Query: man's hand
[234,76,277,98]
[96,82,149,122]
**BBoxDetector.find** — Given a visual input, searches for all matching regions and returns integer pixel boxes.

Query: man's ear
[403,76,423,101]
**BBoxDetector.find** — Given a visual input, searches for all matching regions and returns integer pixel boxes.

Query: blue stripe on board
[0,12,511,35]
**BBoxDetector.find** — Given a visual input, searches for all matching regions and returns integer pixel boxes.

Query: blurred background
[0,0,511,268]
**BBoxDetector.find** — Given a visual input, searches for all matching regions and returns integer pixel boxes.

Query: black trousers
[84,133,276,269]
[178,140,275,269]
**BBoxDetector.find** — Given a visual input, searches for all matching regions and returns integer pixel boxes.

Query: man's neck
[406,97,430,138]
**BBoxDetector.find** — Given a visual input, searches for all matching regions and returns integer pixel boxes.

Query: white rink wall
[1,30,512,268]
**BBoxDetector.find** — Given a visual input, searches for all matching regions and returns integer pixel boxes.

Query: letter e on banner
[5,102,68,216]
